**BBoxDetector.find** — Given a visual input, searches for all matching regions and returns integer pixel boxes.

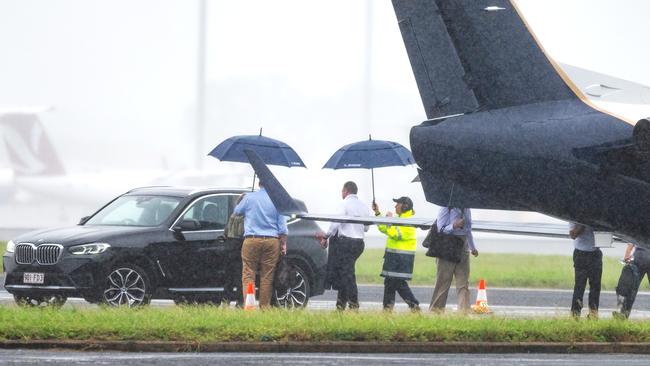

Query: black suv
[2,187,327,307]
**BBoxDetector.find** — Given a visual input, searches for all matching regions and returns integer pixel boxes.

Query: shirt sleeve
[378,222,402,240]
[277,214,288,236]
[233,195,248,216]
[466,209,476,251]
[437,208,454,233]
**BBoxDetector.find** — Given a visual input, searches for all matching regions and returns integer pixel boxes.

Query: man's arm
[233,195,248,216]
[569,223,585,240]
[624,243,635,262]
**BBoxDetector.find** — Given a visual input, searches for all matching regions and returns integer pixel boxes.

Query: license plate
[23,272,44,284]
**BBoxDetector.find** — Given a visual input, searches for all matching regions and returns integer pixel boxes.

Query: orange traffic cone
[244,282,256,311]
[471,279,491,314]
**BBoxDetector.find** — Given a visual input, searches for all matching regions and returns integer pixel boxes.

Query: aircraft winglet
[244,149,304,216]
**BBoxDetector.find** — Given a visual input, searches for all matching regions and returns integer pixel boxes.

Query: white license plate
[23,272,44,284]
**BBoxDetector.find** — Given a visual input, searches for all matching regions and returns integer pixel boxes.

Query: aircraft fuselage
[411,99,650,244]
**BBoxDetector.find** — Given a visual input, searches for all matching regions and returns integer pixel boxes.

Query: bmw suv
[2,187,327,307]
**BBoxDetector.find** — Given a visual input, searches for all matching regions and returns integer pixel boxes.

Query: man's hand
[471,249,479,257]
[385,211,393,218]
[315,231,328,249]
[372,202,380,215]
[280,235,288,255]
[319,238,328,249]
[453,218,465,229]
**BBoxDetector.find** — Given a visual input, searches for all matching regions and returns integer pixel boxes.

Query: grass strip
[356,249,629,290]
[0,307,649,343]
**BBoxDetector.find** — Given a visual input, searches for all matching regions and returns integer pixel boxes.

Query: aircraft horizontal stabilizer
[473,220,624,244]
[300,213,433,229]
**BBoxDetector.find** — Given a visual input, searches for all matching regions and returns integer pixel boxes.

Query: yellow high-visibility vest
[377,209,417,252]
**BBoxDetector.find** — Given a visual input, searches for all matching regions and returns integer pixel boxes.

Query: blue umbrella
[323,135,415,203]
[209,129,306,189]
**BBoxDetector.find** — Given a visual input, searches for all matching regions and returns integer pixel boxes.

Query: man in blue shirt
[233,181,288,308]
[569,223,602,318]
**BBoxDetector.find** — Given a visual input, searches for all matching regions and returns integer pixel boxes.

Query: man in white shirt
[317,181,370,310]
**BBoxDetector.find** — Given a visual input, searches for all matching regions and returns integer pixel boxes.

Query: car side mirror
[78,216,90,225]
[172,219,200,240]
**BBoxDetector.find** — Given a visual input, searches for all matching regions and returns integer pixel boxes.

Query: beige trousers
[430,239,471,312]
[241,237,280,308]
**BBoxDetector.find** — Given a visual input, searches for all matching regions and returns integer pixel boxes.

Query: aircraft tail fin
[0,112,65,176]
[392,0,577,119]
[244,149,304,216]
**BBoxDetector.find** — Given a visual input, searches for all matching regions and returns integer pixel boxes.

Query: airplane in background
[0,110,248,234]
[245,0,650,247]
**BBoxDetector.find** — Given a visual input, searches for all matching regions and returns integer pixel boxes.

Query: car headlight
[5,240,15,253]
[69,243,111,255]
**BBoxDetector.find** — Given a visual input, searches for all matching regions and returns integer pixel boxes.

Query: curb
[2,340,650,353]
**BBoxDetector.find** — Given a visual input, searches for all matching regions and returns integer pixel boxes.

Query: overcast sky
[0,0,649,223]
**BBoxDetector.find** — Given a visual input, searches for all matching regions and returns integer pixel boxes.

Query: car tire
[101,263,152,307]
[273,264,310,308]
[14,294,67,307]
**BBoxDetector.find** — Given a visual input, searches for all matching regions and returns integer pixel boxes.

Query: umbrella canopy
[323,139,414,169]
[322,136,415,203]
[209,134,306,168]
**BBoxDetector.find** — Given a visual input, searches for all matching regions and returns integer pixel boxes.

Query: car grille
[15,243,62,265]
[15,243,35,265]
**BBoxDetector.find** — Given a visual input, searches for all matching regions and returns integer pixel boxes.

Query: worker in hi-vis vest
[373,196,420,311]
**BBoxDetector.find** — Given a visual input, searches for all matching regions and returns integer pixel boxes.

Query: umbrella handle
[251,173,256,192]
[371,168,375,204]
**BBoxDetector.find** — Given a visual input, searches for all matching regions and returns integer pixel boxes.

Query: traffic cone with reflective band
[471,279,491,314]
[244,282,256,311]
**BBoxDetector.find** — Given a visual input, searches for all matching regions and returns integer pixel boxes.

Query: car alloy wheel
[274,267,310,308]
[103,265,150,307]
[14,294,67,307]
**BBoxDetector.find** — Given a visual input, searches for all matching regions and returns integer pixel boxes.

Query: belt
[244,235,278,239]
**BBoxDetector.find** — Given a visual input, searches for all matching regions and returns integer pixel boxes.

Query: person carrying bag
[421,213,465,263]
[428,207,479,313]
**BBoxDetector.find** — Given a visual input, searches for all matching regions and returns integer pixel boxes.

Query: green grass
[356,249,627,290]
[0,307,649,343]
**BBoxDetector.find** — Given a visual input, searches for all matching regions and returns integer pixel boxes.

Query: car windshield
[85,195,182,227]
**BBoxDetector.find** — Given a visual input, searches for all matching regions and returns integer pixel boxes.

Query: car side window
[180,195,229,231]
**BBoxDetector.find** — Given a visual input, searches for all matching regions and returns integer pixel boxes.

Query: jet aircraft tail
[0,112,65,176]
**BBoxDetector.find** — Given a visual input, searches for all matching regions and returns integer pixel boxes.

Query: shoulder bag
[422,211,465,263]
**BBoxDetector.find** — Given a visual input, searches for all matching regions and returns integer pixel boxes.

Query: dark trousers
[616,248,650,317]
[332,236,364,310]
[383,277,419,309]
[571,248,602,316]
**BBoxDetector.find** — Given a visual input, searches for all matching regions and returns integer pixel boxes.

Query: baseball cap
[392,196,413,210]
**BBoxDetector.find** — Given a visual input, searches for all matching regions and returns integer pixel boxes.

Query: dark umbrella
[208,128,306,189]
[322,134,415,203]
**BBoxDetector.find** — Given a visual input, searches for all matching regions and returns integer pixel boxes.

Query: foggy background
[1,0,649,254]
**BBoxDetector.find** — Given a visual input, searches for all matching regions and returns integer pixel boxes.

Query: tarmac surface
[2,283,650,318]
[1,350,649,365]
